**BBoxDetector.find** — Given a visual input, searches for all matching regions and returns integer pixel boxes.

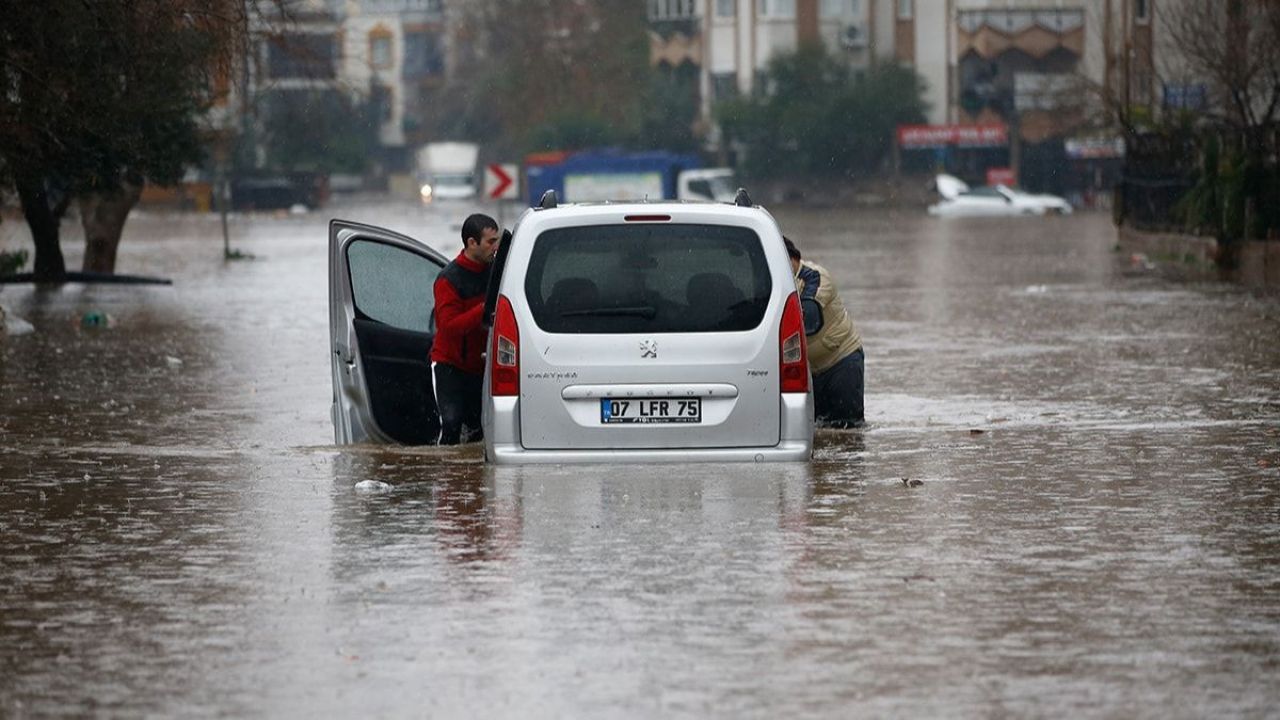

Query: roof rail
[539,189,558,209]
[734,188,752,207]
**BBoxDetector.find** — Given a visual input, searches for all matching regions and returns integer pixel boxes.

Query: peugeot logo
[640,339,658,358]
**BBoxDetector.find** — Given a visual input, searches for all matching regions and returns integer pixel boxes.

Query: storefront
[895,123,1010,184]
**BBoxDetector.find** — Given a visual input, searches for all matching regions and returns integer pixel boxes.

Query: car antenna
[734,188,752,207]
[539,189,558,209]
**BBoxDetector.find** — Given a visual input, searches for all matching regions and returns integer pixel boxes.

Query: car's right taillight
[491,294,520,396]
[779,291,809,393]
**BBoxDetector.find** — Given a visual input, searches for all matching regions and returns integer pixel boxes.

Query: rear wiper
[561,306,656,319]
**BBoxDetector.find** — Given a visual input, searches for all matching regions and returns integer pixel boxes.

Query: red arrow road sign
[485,163,517,200]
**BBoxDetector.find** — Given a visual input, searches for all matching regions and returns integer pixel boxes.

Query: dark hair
[783,236,801,261]
[461,213,498,246]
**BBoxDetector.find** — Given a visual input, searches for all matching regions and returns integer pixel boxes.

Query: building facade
[649,0,1165,196]
[234,0,463,177]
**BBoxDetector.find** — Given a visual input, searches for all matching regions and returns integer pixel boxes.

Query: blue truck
[525,150,737,206]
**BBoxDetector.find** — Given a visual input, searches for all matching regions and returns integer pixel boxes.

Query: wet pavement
[2,198,1279,717]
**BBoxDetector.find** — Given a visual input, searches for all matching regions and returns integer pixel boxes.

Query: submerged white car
[328,192,815,464]
[927,174,1072,217]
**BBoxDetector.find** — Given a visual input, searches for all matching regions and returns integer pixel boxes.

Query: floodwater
[2,198,1278,718]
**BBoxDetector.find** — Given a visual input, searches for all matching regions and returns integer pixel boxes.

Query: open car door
[330,219,449,444]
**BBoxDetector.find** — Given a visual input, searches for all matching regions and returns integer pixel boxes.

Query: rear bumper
[483,393,813,465]
[486,440,812,465]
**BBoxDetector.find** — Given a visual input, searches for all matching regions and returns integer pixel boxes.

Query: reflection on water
[2,202,1279,716]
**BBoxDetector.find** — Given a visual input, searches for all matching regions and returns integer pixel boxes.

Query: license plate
[601,397,701,424]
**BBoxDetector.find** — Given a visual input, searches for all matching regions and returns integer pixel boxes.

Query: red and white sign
[897,124,1008,149]
[484,163,518,200]
[986,167,1016,186]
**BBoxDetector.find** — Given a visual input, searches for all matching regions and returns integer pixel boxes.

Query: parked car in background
[480,192,813,464]
[927,173,1072,217]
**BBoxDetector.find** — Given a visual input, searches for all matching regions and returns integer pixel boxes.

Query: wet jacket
[794,260,862,375]
[431,251,491,375]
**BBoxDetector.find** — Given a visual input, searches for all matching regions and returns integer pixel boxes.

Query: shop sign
[897,124,1008,149]
[1065,137,1125,159]
[986,167,1016,186]
[1163,83,1207,111]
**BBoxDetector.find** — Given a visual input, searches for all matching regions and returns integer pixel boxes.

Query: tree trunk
[80,179,143,274]
[14,175,68,283]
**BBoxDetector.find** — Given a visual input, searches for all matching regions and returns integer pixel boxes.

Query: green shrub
[0,248,28,275]
[714,46,927,180]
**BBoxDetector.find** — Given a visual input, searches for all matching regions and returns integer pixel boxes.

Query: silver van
[481,195,813,464]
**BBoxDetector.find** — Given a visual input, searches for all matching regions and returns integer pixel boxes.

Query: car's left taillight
[779,291,809,393]
[491,294,520,396]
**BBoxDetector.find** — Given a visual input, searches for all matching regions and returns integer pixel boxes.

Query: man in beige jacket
[785,237,864,428]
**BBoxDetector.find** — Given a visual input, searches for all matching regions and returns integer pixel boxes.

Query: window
[369,32,392,69]
[716,0,736,17]
[266,33,337,80]
[712,72,738,100]
[648,0,699,20]
[897,0,912,21]
[821,0,859,18]
[757,0,795,19]
[403,30,444,78]
[524,225,771,334]
[1134,0,1149,24]
[371,83,393,124]
[347,241,438,333]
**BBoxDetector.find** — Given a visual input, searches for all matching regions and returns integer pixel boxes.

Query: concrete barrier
[1117,224,1280,288]
[1116,225,1219,280]
[1237,241,1280,289]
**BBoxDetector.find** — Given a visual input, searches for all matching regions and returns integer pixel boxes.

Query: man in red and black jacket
[432,213,500,444]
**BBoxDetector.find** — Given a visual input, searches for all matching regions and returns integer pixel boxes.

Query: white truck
[416,142,479,202]
[676,167,739,202]
[561,167,738,203]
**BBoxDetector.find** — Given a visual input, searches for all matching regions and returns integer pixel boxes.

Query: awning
[957,9,1084,60]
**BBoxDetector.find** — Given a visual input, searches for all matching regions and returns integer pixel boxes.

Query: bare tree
[441,0,650,152]
[1161,0,1280,151]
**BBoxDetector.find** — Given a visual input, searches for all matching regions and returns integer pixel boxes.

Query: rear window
[524,223,772,334]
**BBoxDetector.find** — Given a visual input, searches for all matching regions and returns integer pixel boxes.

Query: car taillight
[779,291,809,393]
[491,294,519,396]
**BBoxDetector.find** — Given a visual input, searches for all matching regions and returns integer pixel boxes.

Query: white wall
[915,0,950,124]
[342,14,406,147]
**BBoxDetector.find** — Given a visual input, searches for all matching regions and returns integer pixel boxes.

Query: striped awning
[957,9,1084,59]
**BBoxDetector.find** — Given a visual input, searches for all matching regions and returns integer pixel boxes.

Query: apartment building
[650,0,1162,195]
[649,0,894,129]
[237,0,460,175]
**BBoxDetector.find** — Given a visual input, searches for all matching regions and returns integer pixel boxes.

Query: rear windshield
[524,223,772,334]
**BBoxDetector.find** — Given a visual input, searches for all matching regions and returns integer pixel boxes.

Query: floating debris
[81,311,114,329]
[0,305,34,336]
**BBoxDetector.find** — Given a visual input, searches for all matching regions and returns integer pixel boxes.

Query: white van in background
[416,142,479,202]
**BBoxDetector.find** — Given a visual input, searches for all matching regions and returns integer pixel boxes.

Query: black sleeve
[800,298,823,336]
[796,265,824,335]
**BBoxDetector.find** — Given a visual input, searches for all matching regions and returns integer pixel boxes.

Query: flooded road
[2,199,1278,717]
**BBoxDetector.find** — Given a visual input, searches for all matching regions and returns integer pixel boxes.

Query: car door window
[347,239,437,332]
